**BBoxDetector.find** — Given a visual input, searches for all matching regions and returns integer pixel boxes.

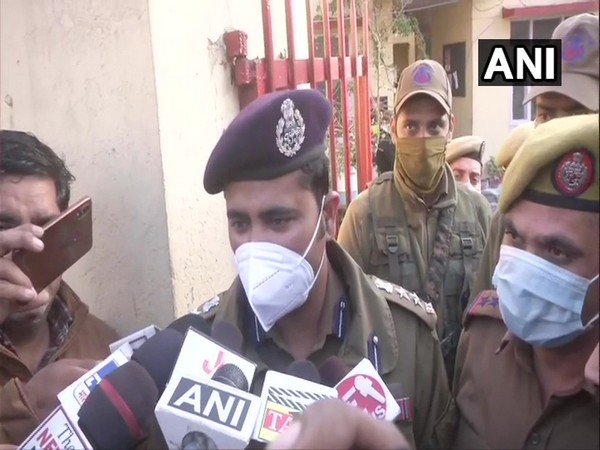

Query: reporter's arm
[0,379,39,445]
[268,399,411,450]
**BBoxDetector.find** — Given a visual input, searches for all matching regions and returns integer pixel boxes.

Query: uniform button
[530,432,541,446]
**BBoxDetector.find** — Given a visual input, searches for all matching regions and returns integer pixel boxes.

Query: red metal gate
[223,0,373,205]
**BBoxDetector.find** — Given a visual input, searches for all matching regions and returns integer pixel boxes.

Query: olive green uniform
[201,241,454,450]
[338,165,491,378]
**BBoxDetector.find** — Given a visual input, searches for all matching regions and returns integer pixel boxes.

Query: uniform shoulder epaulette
[369,275,437,331]
[465,290,502,324]
[191,294,221,320]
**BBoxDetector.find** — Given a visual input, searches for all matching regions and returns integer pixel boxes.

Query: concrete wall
[0,0,173,333]
[416,1,474,138]
[471,0,512,160]
[0,0,276,334]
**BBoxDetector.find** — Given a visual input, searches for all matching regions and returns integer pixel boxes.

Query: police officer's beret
[500,114,599,213]
[496,122,535,169]
[203,89,333,194]
[445,135,485,165]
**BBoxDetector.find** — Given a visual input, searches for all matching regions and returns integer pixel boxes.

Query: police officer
[337,59,492,381]
[470,13,599,296]
[453,114,599,449]
[445,135,485,192]
[194,89,452,449]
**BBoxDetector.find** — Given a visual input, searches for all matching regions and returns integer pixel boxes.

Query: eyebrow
[0,212,57,228]
[227,206,300,221]
[503,216,583,255]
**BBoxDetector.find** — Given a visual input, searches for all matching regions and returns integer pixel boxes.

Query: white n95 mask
[234,198,326,332]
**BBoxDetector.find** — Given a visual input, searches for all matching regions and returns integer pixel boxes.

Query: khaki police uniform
[338,60,492,380]
[470,13,599,301]
[453,114,600,449]
[132,89,455,450]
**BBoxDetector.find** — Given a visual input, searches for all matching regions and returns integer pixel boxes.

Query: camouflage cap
[524,13,599,112]
[394,60,452,114]
[496,122,535,169]
[500,114,599,213]
[446,135,485,165]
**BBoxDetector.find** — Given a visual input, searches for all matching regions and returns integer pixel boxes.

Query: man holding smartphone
[0,130,119,445]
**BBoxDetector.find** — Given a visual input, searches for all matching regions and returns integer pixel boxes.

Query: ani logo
[275,98,306,157]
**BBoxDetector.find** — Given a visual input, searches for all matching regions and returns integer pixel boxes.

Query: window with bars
[510,17,567,123]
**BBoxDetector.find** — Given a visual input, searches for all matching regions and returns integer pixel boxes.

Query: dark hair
[298,152,331,204]
[0,130,75,211]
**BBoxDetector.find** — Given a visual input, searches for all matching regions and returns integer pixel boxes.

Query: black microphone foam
[286,360,321,384]
[211,363,249,392]
[318,356,350,387]
[168,313,211,336]
[131,328,184,394]
[78,360,158,449]
[211,320,243,354]
[181,430,219,450]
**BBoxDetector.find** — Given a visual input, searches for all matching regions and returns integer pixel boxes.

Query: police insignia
[194,295,220,315]
[552,149,594,196]
[374,277,394,294]
[275,98,306,157]
[412,64,432,85]
[562,29,594,64]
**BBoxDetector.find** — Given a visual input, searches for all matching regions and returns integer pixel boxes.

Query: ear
[323,191,341,239]
[391,115,398,144]
[447,114,456,141]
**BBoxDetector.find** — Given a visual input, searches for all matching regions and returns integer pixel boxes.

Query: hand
[0,445,18,450]
[0,225,44,324]
[268,399,411,450]
[22,359,99,421]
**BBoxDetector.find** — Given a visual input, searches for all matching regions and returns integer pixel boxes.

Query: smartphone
[12,197,93,293]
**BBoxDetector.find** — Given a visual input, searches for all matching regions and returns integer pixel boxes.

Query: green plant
[483,156,505,188]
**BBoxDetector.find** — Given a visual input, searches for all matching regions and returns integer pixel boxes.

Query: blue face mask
[493,245,599,348]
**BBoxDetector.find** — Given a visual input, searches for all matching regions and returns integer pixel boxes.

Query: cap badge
[552,149,595,196]
[412,64,433,85]
[562,29,594,64]
[276,98,306,157]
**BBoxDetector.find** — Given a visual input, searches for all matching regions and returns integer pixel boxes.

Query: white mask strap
[301,195,326,260]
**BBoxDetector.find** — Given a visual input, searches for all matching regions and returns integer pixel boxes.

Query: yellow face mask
[395,136,447,195]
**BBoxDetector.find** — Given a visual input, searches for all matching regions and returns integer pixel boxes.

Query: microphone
[109,324,161,354]
[286,360,321,384]
[18,406,90,450]
[333,358,401,421]
[155,320,261,449]
[131,328,185,394]
[77,361,159,449]
[318,356,350,387]
[168,313,212,336]
[253,361,338,444]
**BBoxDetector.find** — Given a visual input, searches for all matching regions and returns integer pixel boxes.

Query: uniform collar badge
[276,98,306,157]
[412,64,433,85]
[552,149,594,196]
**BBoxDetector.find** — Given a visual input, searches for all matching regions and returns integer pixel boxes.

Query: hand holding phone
[12,197,93,294]
[0,224,45,323]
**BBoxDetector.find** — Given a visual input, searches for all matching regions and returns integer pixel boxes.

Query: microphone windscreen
[211,363,250,392]
[168,313,211,336]
[287,360,321,384]
[181,430,219,450]
[131,328,184,393]
[78,361,158,449]
[211,320,243,354]
[318,356,349,387]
